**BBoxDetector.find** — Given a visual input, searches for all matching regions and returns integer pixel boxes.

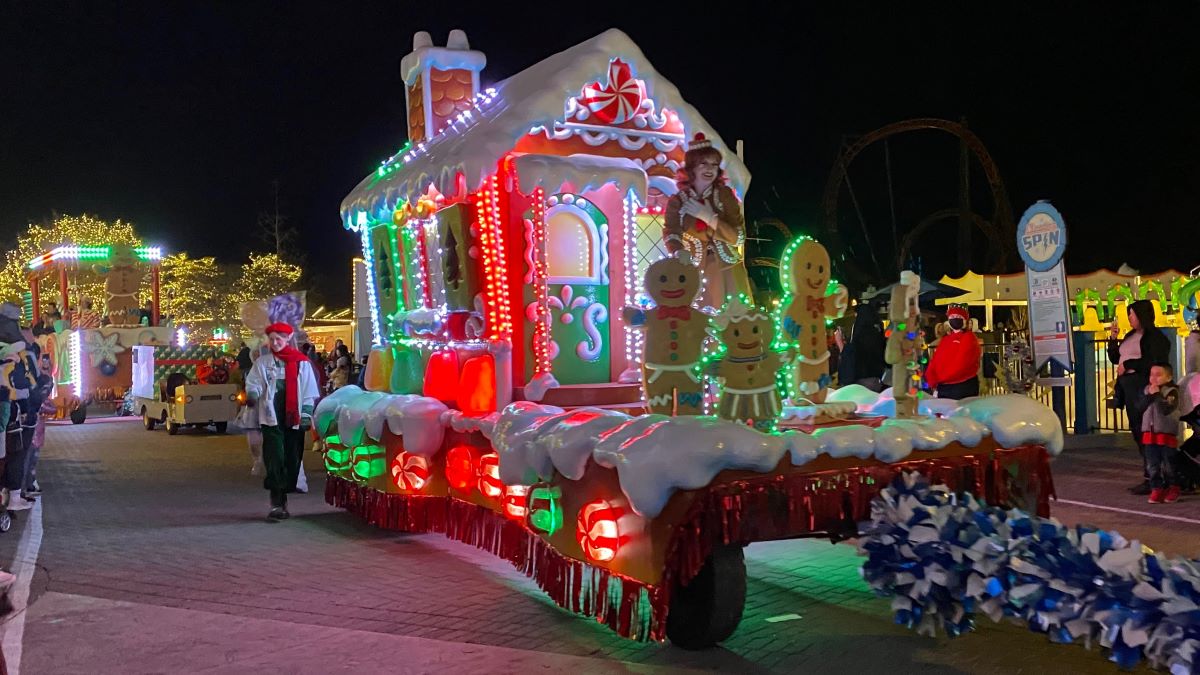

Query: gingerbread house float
[326,29,1061,648]
[342,28,749,411]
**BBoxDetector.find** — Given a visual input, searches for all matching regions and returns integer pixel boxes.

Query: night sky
[2,2,1197,304]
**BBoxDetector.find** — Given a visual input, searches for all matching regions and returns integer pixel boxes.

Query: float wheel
[665,543,747,650]
[214,422,228,434]
[0,511,10,532]
[143,408,156,430]
[70,405,87,425]
[167,421,180,435]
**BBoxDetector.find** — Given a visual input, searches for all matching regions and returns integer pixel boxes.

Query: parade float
[320,28,1061,648]
[28,244,171,421]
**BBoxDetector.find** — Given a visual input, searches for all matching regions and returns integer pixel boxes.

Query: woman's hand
[679,197,717,231]
[1110,323,1121,339]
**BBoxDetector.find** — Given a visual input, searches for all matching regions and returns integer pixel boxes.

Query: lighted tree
[160,253,228,339]
[228,253,303,316]
[0,214,143,306]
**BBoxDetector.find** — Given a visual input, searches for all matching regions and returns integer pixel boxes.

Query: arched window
[544,195,608,285]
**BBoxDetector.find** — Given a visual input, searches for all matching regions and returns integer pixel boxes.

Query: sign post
[1017,201,1073,428]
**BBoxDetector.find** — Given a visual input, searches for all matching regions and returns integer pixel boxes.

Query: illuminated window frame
[544,196,608,287]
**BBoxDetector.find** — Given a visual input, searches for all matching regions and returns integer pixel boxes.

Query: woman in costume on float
[1108,299,1171,496]
[663,133,751,311]
[244,323,319,520]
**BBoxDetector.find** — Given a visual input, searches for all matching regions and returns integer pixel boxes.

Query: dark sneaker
[268,507,285,520]
[1129,481,1152,495]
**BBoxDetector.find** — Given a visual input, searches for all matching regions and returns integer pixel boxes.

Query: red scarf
[272,345,307,427]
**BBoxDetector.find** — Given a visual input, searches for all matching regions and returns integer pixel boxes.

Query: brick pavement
[0,420,1148,672]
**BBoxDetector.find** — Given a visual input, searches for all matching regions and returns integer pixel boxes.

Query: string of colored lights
[358,223,382,345]
[28,245,162,270]
[529,188,551,375]
[622,192,645,368]
[413,217,434,308]
[69,329,83,397]
[371,88,500,184]
[386,217,411,312]
[474,173,512,340]
[423,215,449,310]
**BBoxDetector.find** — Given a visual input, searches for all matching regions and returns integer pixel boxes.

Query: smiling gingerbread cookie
[623,252,707,415]
[709,295,790,431]
[779,237,847,403]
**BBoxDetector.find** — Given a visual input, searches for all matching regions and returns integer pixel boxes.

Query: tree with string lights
[0,214,143,307]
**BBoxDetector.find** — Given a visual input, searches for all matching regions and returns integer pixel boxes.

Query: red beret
[265,322,294,336]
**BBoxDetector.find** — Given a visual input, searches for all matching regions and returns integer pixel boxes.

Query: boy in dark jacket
[1142,363,1182,503]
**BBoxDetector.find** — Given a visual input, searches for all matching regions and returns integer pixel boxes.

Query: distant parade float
[320,28,1061,649]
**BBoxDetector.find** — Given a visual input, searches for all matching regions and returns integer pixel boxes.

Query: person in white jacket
[244,323,319,520]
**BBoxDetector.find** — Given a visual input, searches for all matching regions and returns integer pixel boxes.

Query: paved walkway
[0,420,1175,672]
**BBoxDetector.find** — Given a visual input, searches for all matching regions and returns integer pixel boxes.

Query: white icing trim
[342,29,749,220]
[514,154,647,204]
[400,47,487,85]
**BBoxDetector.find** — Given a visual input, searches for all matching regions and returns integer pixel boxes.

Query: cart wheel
[214,422,228,434]
[143,409,156,430]
[70,405,88,425]
[666,543,747,650]
[167,421,180,435]
[0,511,11,532]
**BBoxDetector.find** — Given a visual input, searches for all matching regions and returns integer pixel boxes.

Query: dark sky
[2,2,1197,304]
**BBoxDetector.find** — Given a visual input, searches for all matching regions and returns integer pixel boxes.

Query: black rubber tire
[665,544,747,650]
[167,422,180,436]
[143,410,156,430]
[70,406,87,424]
[214,422,228,434]
[0,512,10,532]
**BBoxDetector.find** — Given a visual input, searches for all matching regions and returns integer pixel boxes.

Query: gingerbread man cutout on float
[779,237,847,403]
[884,272,925,418]
[623,253,707,415]
[708,295,790,431]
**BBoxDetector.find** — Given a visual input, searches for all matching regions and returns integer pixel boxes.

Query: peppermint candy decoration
[478,452,503,498]
[576,499,626,563]
[391,452,429,491]
[580,58,645,125]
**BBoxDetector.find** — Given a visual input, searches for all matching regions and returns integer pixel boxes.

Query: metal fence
[978,337,1132,435]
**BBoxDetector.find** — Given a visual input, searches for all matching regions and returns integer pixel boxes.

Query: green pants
[261,424,304,504]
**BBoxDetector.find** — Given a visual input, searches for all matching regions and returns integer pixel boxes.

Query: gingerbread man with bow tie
[623,252,708,415]
[779,237,847,403]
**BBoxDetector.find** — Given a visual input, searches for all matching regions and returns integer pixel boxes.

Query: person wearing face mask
[244,323,319,520]
[663,132,751,311]
[924,304,982,399]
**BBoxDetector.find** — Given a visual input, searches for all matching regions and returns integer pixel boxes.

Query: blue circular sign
[1016,201,1067,272]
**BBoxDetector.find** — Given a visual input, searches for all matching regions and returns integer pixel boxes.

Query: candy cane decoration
[580,59,645,125]
[390,452,430,491]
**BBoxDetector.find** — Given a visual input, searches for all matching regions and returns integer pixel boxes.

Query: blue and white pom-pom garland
[859,473,1200,673]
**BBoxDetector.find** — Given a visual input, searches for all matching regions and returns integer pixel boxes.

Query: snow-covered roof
[341,28,750,226]
[514,154,647,202]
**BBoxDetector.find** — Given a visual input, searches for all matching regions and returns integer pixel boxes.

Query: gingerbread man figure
[884,273,924,418]
[779,238,847,403]
[623,253,708,415]
[709,296,790,431]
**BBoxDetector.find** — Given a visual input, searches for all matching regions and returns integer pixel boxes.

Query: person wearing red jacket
[925,304,982,399]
